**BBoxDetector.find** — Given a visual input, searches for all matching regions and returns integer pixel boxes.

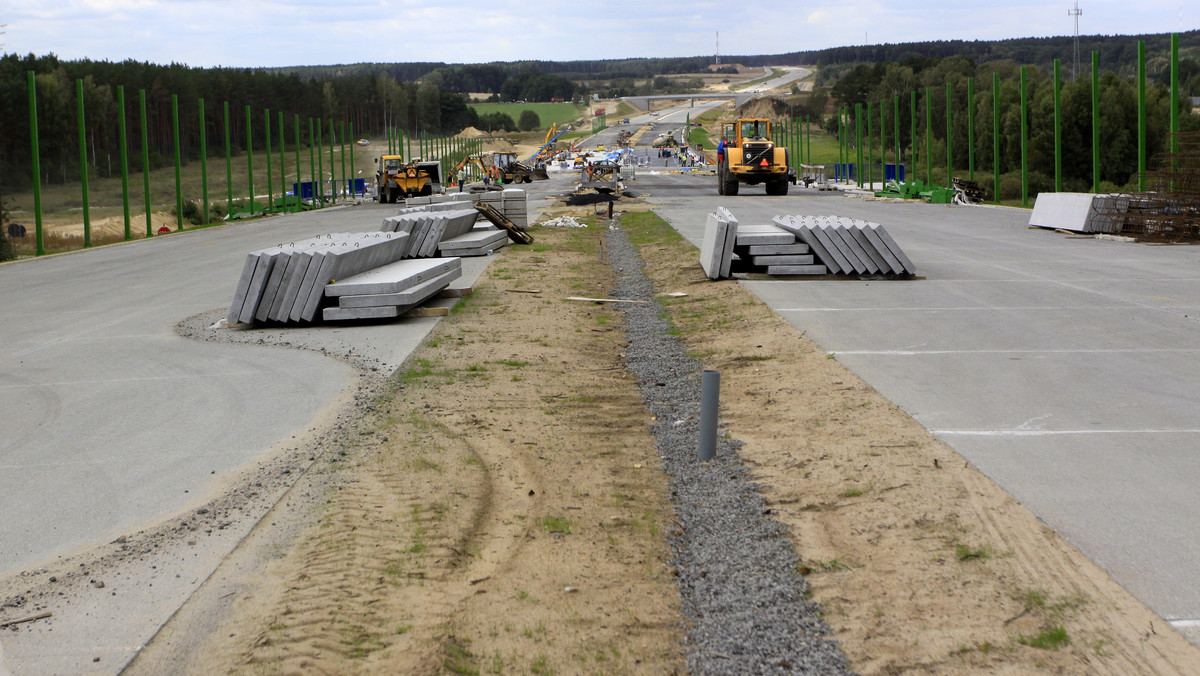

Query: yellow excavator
[453,152,536,185]
[375,154,443,203]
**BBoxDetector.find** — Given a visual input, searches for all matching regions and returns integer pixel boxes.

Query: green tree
[517,109,541,132]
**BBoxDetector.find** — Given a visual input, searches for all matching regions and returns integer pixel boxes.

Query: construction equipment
[453,152,537,186]
[716,118,793,196]
[374,154,443,203]
[580,158,622,194]
[652,131,680,148]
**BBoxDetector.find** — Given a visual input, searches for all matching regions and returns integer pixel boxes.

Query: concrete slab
[857,223,904,274]
[335,268,464,308]
[718,207,739,278]
[325,258,461,297]
[1029,192,1097,232]
[765,264,827,275]
[824,224,870,274]
[746,242,810,256]
[735,224,795,246]
[868,223,917,274]
[700,211,730,280]
[752,255,816,266]
[832,225,878,274]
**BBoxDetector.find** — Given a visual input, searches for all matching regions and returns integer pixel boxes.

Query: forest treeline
[3,29,1198,196]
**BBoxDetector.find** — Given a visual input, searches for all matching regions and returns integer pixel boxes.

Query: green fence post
[1054,59,1062,192]
[76,79,91,248]
[880,99,887,179]
[341,121,348,200]
[309,118,316,205]
[894,95,900,180]
[967,78,975,183]
[317,119,324,206]
[924,87,932,184]
[1138,40,1146,191]
[806,115,811,170]
[118,86,131,241]
[278,111,285,209]
[349,122,356,197]
[172,94,183,231]
[1020,65,1029,208]
[27,72,45,255]
[855,103,864,187]
[993,72,1001,202]
[946,82,953,185]
[294,114,301,204]
[910,92,917,182]
[199,98,208,225]
[245,105,254,214]
[1171,34,1180,154]
[142,90,152,237]
[224,101,232,216]
[1092,52,1100,194]
[265,109,273,212]
[867,101,873,188]
[328,119,336,204]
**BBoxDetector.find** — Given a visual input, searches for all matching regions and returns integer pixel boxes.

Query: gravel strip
[606,224,854,676]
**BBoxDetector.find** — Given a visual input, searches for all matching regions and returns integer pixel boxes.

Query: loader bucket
[531,164,549,181]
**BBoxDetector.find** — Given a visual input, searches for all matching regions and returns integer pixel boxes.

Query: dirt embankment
[138,201,1200,675]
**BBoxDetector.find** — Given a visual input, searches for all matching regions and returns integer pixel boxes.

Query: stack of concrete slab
[1029,192,1129,234]
[403,189,528,228]
[322,257,463,321]
[700,207,739,279]
[379,208,480,257]
[773,215,916,276]
[227,232,412,325]
[732,223,823,275]
[501,188,528,228]
[437,223,509,257]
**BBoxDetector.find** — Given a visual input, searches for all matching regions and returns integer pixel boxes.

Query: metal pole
[855,103,863,188]
[328,119,336,204]
[265,109,273,212]
[1092,52,1100,194]
[910,92,916,183]
[199,98,208,225]
[894,95,900,181]
[141,90,152,237]
[880,99,886,180]
[349,122,356,197]
[1054,60,1062,193]
[1138,41,1146,192]
[27,71,45,256]
[76,79,91,248]
[967,78,975,183]
[867,100,873,188]
[278,111,286,209]
[1020,65,1029,208]
[1171,34,1180,155]
[341,121,348,200]
[294,114,301,204]
[317,119,325,205]
[245,105,254,213]
[946,82,953,186]
[309,117,316,205]
[994,72,1001,202]
[118,86,131,241]
[172,94,182,231]
[224,101,232,215]
[698,370,720,462]
[925,87,932,184]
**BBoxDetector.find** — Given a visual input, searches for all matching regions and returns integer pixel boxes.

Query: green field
[468,102,584,129]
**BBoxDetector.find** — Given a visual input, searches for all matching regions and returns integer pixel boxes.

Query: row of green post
[827,35,1182,206]
[23,70,481,257]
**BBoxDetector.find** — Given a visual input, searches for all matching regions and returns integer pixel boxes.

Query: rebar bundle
[1107,132,1200,242]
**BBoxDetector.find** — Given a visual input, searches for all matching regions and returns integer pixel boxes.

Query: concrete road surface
[639,172,1200,646]
[0,189,560,673]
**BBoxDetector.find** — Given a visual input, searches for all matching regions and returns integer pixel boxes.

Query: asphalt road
[638,171,1200,646]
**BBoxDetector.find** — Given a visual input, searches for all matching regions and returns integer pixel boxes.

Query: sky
[1,1,1195,69]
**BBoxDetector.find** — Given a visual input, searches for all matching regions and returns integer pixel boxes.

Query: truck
[716,118,793,196]
[375,154,443,203]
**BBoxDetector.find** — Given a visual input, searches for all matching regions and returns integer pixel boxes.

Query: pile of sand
[736,96,788,119]
[455,126,490,139]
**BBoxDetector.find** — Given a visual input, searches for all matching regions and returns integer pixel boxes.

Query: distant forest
[2,30,1198,195]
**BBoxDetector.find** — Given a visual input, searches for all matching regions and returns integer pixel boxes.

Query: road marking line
[932,429,1200,437]
[777,306,1146,312]
[1168,619,1200,629]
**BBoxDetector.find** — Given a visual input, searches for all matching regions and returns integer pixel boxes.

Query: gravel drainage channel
[605,223,854,676]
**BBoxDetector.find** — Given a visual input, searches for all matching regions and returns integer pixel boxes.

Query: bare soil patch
[143,201,1200,675]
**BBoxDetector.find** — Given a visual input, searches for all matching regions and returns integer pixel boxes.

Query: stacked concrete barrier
[380,207,502,257]
[227,232,412,325]
[322,258,463,321]
[772,215,915,276]
[405,189,528,229]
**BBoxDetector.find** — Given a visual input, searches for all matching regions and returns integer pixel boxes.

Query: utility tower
[1069,1,1083,80]
[715,31,720,65]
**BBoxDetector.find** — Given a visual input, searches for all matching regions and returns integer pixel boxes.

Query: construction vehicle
[375,154,443,203]
[716,118,794,196]
[452,152,537,187]
[652,131,680,148]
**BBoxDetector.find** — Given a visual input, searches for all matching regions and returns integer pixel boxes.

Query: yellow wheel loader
[375,154,443,203]
[716,118,795,196]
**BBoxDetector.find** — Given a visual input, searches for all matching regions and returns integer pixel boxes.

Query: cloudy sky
[2,1,1193,69]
